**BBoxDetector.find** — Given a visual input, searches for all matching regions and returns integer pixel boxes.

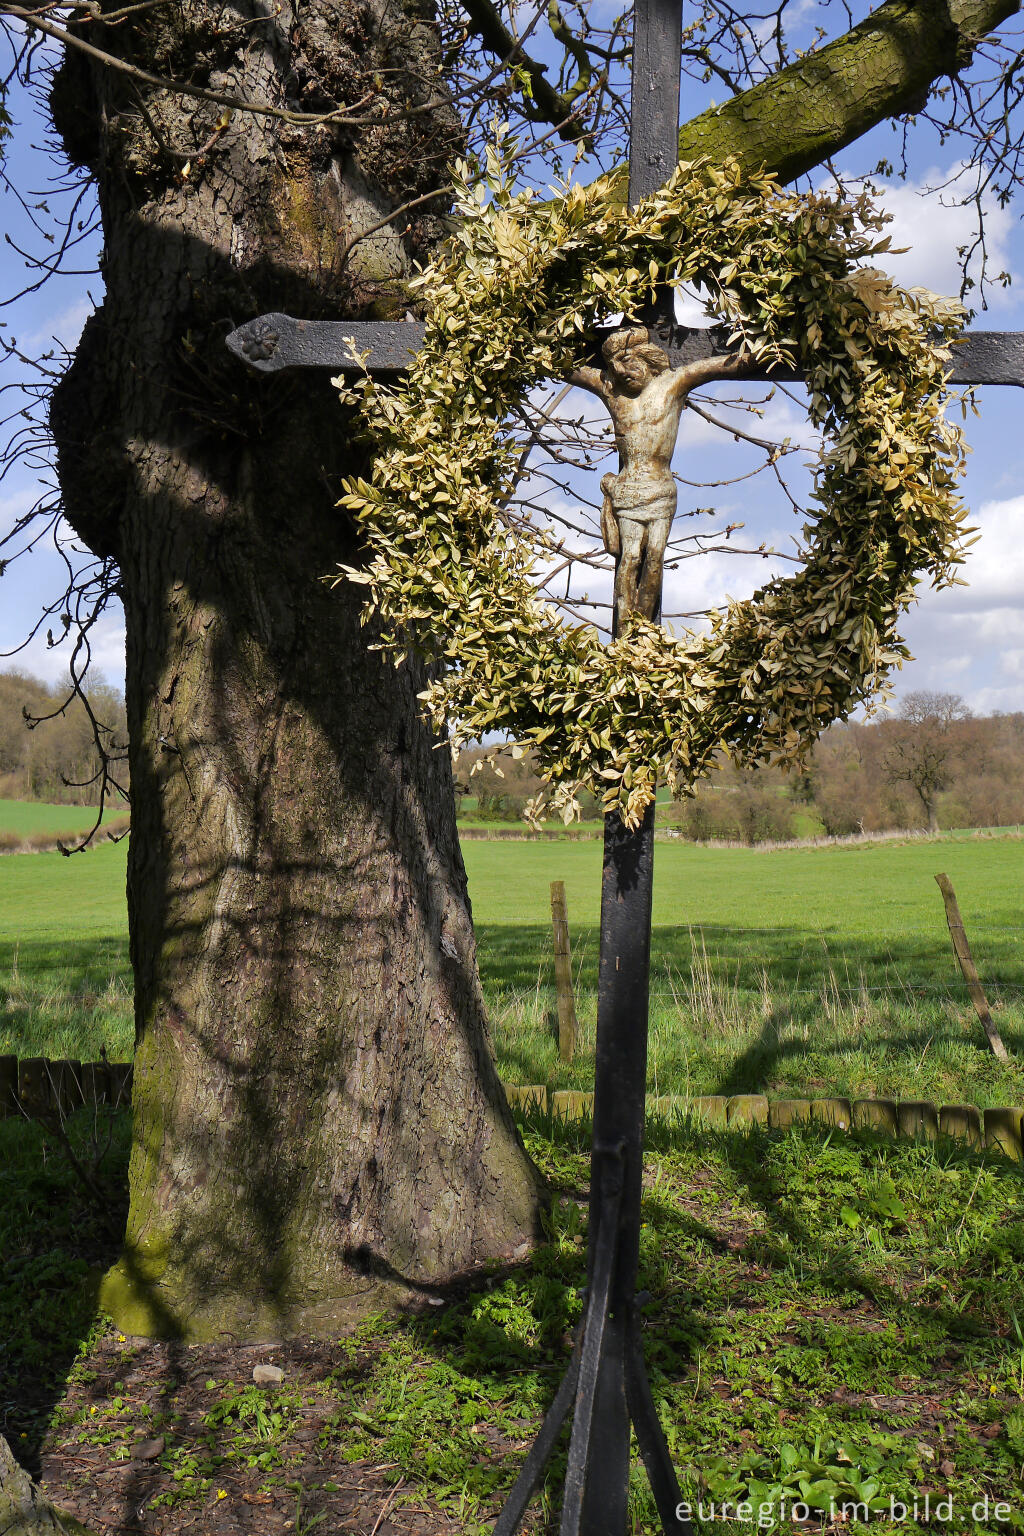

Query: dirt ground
[37,1333,471,1536]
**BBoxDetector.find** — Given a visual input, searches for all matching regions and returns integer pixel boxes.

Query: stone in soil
[253,1364,284,1386]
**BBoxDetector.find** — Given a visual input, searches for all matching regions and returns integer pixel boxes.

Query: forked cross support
[492,806,691,1536]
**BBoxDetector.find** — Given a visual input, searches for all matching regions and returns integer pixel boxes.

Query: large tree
[0,0,1021,1340]
[882,689,971,831]
[39,0,545,1343]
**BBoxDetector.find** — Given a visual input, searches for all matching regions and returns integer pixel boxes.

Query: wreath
[335,146,969,825]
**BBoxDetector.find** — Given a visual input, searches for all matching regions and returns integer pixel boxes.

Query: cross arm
[226,312,1024,387]
[225,314,427,374]
[660,324,1024,386]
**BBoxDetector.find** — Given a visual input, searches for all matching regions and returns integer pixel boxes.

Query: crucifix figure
[571,326,743,632]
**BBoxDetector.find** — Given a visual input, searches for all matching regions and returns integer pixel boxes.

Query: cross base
[494,1141,692,1536]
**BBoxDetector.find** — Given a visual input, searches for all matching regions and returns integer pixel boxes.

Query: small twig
[369,1480,405,1536]
[335,187,450,273]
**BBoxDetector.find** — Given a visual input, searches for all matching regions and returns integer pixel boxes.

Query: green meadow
[1,829,1023,1105]
[469,835,1024,1106]
[4,823,1024,1531]
[0,798,111,839]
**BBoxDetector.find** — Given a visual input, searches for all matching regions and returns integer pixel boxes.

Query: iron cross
[227,4,1024,1533]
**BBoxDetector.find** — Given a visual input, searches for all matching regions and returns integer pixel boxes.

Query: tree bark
[49,0,540,1343]
[0,1431,97,1534]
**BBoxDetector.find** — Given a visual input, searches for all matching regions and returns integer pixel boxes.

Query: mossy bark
[670,0,1017,184]
[49,0,540,1342]
[0,1433,97,1534]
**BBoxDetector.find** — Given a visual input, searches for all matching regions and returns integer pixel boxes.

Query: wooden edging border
[502,1083,1024,1163]
[3,1058,1021,1167]
[0,1054,132,1119]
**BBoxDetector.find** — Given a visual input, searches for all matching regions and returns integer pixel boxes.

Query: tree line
[4,666,1012,840]
[458,693,1024,841]
[0,669,127,805]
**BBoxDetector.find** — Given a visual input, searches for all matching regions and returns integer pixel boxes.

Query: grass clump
[485,927,1024,1107]
[0,1104,128,1462]
[0,942,133,1061]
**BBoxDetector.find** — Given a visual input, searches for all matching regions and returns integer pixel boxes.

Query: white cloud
[6,612,126,691]
[863,165,1020,314]
[662,524,794,623]
[915,495,1024,615]
[20,297,94,357]
[677,383,817,457]
[891,510,1024,711]
[940,652,972,677]
[962,681,1024,714]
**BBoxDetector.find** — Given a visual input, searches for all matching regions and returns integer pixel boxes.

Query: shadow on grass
[0,938,133,1060]
[7,1094,1024,1528]
[516,1107,1024,1401]
[0,936,131,993]
[0,1106,130,1477]
[481,923,1024,1109]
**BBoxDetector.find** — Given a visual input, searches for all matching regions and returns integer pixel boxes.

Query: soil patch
[38,1334,466,1536]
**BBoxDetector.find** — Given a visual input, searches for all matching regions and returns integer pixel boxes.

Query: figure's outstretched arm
[567,365,605,396]
[666,350,753,403]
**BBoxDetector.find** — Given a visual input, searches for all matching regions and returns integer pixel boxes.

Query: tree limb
[460,0,591,139]
[675,0,1022,182]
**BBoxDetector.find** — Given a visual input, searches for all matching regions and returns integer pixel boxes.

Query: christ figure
[570,326,742,635]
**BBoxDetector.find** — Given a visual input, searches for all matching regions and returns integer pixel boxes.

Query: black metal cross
[227,5,1024,1532]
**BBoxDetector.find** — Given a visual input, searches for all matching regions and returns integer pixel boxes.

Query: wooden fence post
[935,872,1008,1061]
[549,880,577,1063]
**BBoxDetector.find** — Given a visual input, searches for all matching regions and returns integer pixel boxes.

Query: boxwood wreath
[335,149,970,826]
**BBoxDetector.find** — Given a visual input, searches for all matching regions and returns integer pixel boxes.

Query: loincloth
[602,474,676,528]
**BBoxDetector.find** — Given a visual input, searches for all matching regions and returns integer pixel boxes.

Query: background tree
[0,667,127,806]
[881,691,971,833]
[0,0,1023,1340]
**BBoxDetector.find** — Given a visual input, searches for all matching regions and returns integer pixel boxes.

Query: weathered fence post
[935,872,1008,1061]
[550,880,578,1062]
[0,1055,15,1118]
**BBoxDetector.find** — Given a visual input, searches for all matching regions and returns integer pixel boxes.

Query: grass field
[0,798,113,838]
[1,832,1023,1107]
[4,827,1024,1530]
[0,841,131,1062]
[469,835,1024,1106]
[5,1106,1024,1531]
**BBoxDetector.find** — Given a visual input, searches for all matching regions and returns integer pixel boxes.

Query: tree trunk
[49,0,540,1343]
[0,1432,97,1534]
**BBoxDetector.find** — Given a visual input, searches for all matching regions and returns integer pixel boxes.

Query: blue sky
[2,22,1024,716]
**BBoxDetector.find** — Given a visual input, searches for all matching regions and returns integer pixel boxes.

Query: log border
[3,1056,1022,1164]
[503,1082,1024,1161]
